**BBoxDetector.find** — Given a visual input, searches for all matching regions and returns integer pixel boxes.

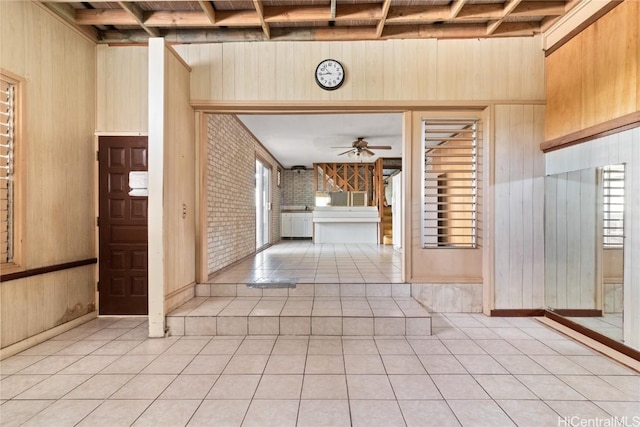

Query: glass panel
[544,164,627,347]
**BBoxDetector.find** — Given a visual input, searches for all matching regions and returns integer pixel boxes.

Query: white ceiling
[237,113,403,169]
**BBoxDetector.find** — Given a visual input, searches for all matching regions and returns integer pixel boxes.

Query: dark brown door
[98,136,148,315]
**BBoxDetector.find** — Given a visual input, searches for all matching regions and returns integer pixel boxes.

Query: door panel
[99,136,148,315]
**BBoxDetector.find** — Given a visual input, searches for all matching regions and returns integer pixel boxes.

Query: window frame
[602,163,625,249]
[421,117,480,249]
[1,69,24,273]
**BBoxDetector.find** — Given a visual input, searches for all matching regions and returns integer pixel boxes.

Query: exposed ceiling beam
[384,23,489,39]
[40,0,578,44]
[253,0,270,39]
[375,0,391,38]
[77,9,261,27]
[69,1,560,34]
[486,0,523,36]
[385,5,450,23]
[117,1,160,37]
[98,19,547,44]
[491,21,539,36]
[197,0,216,25]
[511,1,566,17]
[77,4,383,27]
[450,0,467,18]
[455,4,504,20]
[264,4,381,23]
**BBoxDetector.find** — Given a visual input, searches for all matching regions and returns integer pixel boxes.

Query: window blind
[422,118,480,249]
[0,77,14,264]
[602,164,624,248]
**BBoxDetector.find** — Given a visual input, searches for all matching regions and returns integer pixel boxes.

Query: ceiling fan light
[361,150,373,159]
[347,150,356,159]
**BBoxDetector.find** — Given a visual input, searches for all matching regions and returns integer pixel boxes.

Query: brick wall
[282,169,315,208]
[207,114,281,275]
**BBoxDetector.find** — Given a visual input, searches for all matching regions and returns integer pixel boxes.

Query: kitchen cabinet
[281,212,312,238]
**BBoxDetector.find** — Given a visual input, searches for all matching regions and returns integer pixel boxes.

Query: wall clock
[315,59,345,91]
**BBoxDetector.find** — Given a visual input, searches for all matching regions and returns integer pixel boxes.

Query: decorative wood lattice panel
[314,162,375,194]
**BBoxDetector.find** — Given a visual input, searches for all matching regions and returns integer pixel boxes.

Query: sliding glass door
[256,159,271,249]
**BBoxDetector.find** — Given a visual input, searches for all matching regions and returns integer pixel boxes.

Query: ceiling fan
[333,137,392,158]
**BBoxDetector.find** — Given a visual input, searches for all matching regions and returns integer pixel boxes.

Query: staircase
[166,283,431,337]
[382,206,393,245]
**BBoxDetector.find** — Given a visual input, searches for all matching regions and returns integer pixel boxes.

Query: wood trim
[550,309,602,317]
[164,281,196,301]
[38,2,99,44]
[94,131,149,137]
[541,112,640,153]
[196,112,208,284]
[165,44,193,72]
[544,0,623,56]
[0,70,26,271]
[545,311,640,362]
[191,100,544,113]
[490,309,546,317]
[0,258,97,282]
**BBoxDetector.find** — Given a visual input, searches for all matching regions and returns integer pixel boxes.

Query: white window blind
[602,164,624,248]
[1,77,15,264]
[422,118,480,249]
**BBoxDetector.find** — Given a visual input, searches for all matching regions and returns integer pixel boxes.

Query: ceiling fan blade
[331,146,353,149]
[337,149,354,156]
[366,145,392,150]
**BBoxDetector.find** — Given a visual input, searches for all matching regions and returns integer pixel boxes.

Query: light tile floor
[208,242,403,284]
[1,314,638,426]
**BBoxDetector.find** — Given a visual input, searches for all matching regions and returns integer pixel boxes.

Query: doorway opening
[256,157,271,250]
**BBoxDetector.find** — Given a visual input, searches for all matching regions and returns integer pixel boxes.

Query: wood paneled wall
[147,39,196,336]
[96,45,148,133]
[545,0,640,141]
[545,127,640,349]
[162,46,196,313]
[544,169,598,310]
[174,37,544,103]
[493,105,545,309]
[0,2,96,348]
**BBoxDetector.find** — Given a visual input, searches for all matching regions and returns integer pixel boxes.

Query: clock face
[315,59,345,91]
